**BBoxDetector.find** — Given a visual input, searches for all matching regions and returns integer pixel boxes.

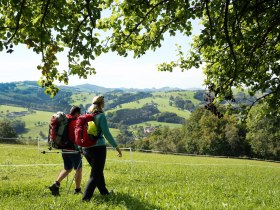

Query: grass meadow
[108,91,194,119]
[0,143,279,209]
[70,92,96,107]
[0,105,53,139]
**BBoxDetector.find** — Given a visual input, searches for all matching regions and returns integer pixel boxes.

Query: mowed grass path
[0,144,279,209]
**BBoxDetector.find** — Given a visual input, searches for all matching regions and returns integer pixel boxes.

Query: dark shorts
[62,153,82,170]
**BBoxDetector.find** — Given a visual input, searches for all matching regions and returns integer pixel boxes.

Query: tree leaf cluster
[99,0,280,111]
[0,120,18,142]
[0,0,103,96]
[1,0,279,112]
[135,105,279,160]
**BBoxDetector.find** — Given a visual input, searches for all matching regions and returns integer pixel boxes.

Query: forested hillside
[1,81,278,160]
[0,81,72,112]
[0,81,198,139]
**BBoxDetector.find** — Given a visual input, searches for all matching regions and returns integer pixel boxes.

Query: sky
[0,24,205,89]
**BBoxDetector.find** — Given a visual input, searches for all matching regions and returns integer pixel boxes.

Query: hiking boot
[74,188,82,195]
[49,183,60,196]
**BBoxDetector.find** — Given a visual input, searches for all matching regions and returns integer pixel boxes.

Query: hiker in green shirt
[82,95,122,201]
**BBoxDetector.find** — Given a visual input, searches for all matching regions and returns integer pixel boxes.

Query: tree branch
[223,0,239,91]
[86,0,96,28]
[41,0,51,27]
[40,0,51,63]
[120,0,169,45]
[7,0,26,44]
[224,0,237,70]
[205,0,213,41]
[151,18,178,44]
[247,18,280,67]
[246,89,279,119]
[70,14,89,50]
[68,14,89,73]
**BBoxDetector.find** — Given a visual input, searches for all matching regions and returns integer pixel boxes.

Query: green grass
[71,92,96,107]
[110,128,121,137]
[19,110,54,138]
[0,143,279,209]
[152,91,201,106]
[0,105,27,113]
[0,105,52,138]
[108,91,197,119]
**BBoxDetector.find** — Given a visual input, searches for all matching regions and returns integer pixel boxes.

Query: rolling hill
[0,81,204,139]
[0,81,266,144]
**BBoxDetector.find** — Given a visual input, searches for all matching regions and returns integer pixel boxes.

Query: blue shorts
[62,153,82,170]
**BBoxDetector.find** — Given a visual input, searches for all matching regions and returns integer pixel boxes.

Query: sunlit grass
[70,92,95,107]
[0,144,279,209]
[108,91,196,119]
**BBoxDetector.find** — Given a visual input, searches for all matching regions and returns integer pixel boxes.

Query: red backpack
[48,112,70,149]
[66,114,77,144]
[74,113,100,147]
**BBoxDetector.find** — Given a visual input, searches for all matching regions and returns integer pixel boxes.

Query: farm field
[152,91,201,106]
[70,92,96,107]
[0,144,279,209]
[0,105,27,113]
[108,91,195,119]
[0,105,53,139]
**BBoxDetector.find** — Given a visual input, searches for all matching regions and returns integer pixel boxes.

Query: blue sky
[0,23,204,89]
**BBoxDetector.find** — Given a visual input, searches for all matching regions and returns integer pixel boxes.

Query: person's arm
[99,114,122,157]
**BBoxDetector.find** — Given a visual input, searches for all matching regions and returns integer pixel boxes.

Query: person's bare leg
[49,169,72,196]
[56,169,72,183]
[75,168,82,189]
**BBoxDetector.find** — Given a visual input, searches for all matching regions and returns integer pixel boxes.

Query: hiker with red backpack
[76,95,122,201]
[49,106,83,196]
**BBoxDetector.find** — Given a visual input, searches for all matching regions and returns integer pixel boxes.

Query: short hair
[70,106,81,116]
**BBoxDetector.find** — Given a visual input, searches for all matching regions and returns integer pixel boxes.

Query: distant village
[6,111,30,117]
[143,126,159,134]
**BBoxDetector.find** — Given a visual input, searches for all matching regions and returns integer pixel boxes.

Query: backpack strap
[92,112,103,138]
[93,110,103,115]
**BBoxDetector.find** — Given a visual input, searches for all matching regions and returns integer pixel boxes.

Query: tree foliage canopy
[100,0,280,110]
[0,0,103,95]
[246,104,280,160]
[0,120,18,142]
[1,0,279,109]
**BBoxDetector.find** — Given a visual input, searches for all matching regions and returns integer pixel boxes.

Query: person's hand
[75,145,83,154]
[116,146,122,157]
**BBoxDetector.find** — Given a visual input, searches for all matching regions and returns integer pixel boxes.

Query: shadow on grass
[94,192,161,210]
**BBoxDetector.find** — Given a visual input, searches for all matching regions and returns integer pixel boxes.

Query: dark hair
[70,106,81,116]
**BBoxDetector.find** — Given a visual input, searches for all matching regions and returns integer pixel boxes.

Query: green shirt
[92,113,118,148]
